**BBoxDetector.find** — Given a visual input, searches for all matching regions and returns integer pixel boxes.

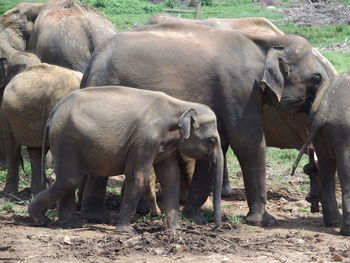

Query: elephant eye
[208,137,217,145]
[309,73,322,86]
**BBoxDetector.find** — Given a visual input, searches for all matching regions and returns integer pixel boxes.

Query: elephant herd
[0,0,349,236]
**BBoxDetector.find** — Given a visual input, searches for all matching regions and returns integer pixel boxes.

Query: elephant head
[178,107,223,227]
[0,51,40,89]
[0,2,44,51]
[261,35,329,114]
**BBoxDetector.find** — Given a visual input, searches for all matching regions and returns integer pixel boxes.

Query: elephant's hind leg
[28,160,83,227]
[28,147,47,196]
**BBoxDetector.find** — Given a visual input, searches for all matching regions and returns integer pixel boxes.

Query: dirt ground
[1,167,349,263]
[279,0,350,27]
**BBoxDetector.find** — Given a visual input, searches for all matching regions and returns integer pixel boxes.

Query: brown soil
[1,168,349,263]
[279,0,350,27]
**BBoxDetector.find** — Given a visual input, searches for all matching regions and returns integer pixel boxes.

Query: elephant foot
[80,207,110,224]
[221,182,234,197]
[200,197,213,211]
[323,215,341,227]
[28,202,47,226]
[182,209,207,225]
[58,214,83,229]
[2,184,18,198]
[340,223,350,236]
[116,224,136,234]
[246,211,278,227]
[310,201,320,213]
[150,205,161,217]
[136,198,150,215]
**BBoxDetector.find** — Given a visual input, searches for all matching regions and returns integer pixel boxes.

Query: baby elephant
[292,74,350,236]
[29,86,223,234]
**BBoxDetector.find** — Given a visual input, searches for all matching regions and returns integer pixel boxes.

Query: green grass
[0,0,47,14]
[0,200,14,212]
[225,214,245,224]
[321,50,350,74]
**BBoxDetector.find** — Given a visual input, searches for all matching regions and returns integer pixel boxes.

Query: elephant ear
[0,58,8,88]
[178,109,199,140]
[261,46,289,102]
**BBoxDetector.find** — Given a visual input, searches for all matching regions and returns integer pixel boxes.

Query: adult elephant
[0,0,116,184]
[147,14,338,200]
[0,2,44,51]
[79,23,329,226]
[0,0,116,73]
[27,0,116,72]
[0,54,82,196]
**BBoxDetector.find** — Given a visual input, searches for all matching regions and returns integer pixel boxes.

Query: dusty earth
[1,166,349,263]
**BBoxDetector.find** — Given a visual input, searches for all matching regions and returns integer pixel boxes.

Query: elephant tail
[41,119,50,187]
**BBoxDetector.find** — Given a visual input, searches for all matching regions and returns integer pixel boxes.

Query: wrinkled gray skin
[0,0,116,72]
[27,0,116,72]
[147,14,338,200]
[0,0,115,170]
[292,73,350,236]
[80,23,329,226]
[28,86,223,234]
[0,2,44,51]
[0,56,82,196]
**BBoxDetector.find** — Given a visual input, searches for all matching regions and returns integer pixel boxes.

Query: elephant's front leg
[155,155,181,235]
[334,145,350,235]
[116,155,153,233]
[182,160,213,225]
[314,138,341,227]
[80,176,109,223]
[225,100,277,227]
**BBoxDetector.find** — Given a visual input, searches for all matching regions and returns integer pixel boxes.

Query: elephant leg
[29,161,82,225]
[27,147,46,196]
[182,160,212,225]
[58,191,82,228]
[155,156,180,234]
[335,146,350,235]
[80,175,109,223]
[117,166,151,233]
[304,149,321,213]
[221,142,234,197]
[314,140,341,226]
[2,135,20,197]
[145,168,161,216]
[234,143,276,226]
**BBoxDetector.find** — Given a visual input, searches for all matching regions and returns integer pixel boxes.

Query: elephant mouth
[280,95,314,114]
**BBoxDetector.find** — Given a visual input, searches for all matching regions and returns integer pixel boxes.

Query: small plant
[225,214,245,225]
[164,0,177,8]
[1,202,14,212]
[202,0,214,6]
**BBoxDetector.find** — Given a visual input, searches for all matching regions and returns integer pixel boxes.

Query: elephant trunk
[291,78,330,176]
[212,143,223,228]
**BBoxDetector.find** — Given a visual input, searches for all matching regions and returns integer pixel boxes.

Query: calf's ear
[178,109,199,140]
[261,46,289,102]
